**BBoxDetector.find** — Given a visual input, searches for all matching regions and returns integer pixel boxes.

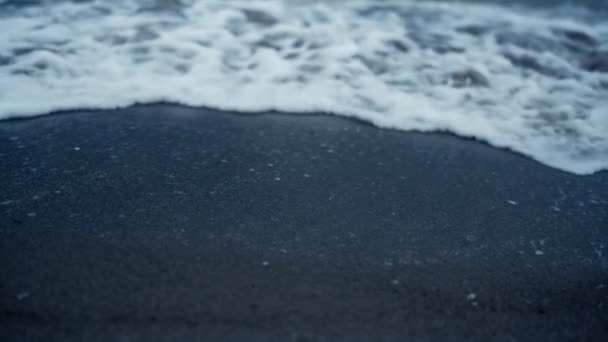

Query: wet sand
[1,104,607,341]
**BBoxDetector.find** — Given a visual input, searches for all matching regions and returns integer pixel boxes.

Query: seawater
[0,0,607,174]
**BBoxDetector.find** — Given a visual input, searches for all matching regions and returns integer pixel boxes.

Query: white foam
[1,0,607,174]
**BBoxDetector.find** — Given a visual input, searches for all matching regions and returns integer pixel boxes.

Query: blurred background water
[0,0,606,174]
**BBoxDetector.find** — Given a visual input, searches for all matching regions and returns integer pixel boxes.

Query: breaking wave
[0,0,607,174]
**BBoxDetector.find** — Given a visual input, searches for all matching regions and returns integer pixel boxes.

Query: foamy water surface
[0,0,607,174]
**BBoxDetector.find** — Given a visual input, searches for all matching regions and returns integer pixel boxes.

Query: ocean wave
[0,0,607,174]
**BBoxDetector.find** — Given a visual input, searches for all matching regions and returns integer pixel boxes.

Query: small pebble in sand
[16,292,30,301]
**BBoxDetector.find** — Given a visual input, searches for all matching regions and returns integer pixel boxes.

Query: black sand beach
[1,105,607,341]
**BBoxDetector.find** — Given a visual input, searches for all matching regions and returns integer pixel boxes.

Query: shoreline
[2,102,605,177]
[1,104,607,341]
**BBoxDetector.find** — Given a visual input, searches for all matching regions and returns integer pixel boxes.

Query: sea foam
[0,0,607,174]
